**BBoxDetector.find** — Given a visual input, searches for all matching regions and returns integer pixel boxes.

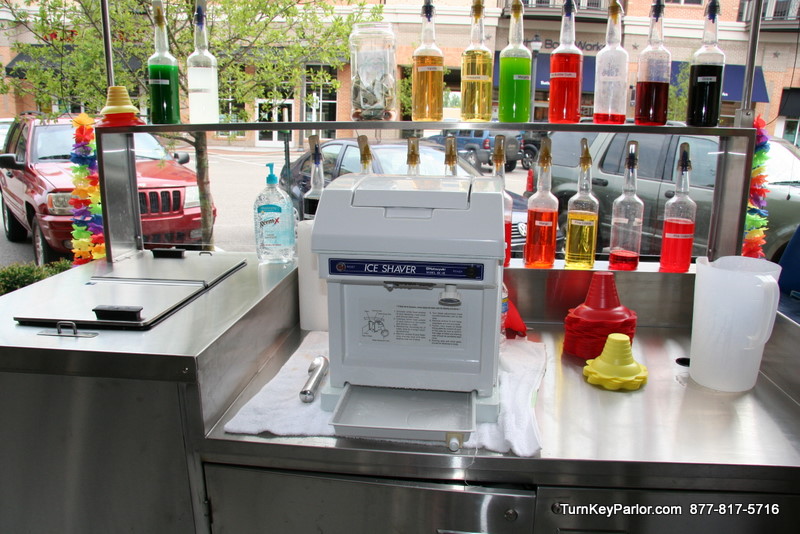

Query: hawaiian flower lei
[741,114,770,258]
[70,113,105,264]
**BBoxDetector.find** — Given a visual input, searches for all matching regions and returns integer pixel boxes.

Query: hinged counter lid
[13,251,245,330]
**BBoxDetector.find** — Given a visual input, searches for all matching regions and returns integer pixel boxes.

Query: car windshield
[372,145,475,176]
[34,124,168,162]
[767,140,800,185]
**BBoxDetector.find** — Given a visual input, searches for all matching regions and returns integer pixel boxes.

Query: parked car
[279,138,528,256]
[546,130,800,262]
[423,127,524,172]
[519,129,547,170]
[0,113,211,265]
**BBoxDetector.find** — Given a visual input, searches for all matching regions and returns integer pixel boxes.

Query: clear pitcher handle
[752,274,780,347]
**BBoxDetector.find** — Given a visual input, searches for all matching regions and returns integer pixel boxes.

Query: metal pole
[529,50,538,122]
[100,0,115,87]
[736,0,764,126]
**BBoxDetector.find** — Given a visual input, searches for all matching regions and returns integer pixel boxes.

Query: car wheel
[504,160,517,173]
[521,147,538,170]
[466,150,480,169]
[32,218,62,266]
[1,192,27,242]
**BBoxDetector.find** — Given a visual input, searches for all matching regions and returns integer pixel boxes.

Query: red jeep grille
[139,189,181,214]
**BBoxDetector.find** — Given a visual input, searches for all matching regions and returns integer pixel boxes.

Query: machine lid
[351,175,471,210]
[14,251,246,330]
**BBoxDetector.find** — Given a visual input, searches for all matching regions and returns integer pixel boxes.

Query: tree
[668,61,691,123]
[0,0,382,246]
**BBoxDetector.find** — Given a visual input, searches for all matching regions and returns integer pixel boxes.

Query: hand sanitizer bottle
[254,162,296,263]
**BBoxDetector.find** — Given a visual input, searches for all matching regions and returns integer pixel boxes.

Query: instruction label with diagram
[360,299,465,348]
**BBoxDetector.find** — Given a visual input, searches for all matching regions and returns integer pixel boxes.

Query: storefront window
[305,65,338,139]
[783,119,799,146]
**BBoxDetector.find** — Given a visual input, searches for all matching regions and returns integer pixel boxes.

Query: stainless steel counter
[2,256,799,533]
[204,320,800,494]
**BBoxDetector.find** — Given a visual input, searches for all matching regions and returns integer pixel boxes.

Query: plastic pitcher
[689,256,782,392]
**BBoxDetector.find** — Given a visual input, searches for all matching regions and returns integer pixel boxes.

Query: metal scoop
[300,356,329,403]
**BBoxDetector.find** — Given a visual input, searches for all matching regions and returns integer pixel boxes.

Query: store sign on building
[542,38,603,52]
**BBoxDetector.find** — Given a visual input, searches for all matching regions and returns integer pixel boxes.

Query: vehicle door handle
[665,190,675,198]
[592,178,608,187]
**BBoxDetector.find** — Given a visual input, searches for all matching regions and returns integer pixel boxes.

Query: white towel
[224,331,547,457]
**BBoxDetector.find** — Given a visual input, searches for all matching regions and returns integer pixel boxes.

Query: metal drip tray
[331,384,476,449]
[13,251,246,330]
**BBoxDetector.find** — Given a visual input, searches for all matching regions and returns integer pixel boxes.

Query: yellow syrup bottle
[564,138,599,269]
[412,0,444,121]
[461,0,492,122]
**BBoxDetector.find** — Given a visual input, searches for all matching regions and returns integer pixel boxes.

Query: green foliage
[0,258,72,296]
[0,0,383,116]
[668,61,691,123]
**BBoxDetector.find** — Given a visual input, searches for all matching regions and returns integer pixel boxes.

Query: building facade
[2,1,799,147]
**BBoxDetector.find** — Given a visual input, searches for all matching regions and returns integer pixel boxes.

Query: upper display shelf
[95,120,756,138]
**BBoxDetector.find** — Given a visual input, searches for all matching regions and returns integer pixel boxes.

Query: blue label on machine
[328,259,484,280]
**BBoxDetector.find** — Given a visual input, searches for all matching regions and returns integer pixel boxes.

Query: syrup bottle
[548,0,583,124]
[357,135,373,174]
[187,0,219,124]
[444,135,458,176]
[686,0,725,127]
[406,137,420,176]
[461,0,493,122]
[593,0,628,124]
[609,141,644,270]
[302,135,324,220]
[148,0,180,124]
[498,0,531,123]
[659,143,697,273]
[492,135,513,267]
[524,137,558,269]
[412,0,444,121]
[635,0,671,125]
[564,138,599,269]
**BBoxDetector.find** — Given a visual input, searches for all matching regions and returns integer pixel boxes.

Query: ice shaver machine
[311,173,505,450]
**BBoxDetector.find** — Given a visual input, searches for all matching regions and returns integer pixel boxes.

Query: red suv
[0,114,211,265]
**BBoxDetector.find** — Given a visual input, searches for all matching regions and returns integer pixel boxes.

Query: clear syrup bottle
[492,135,513,268]
[302,135,325,220]
[548,0,583,124]
[564,138,599,269]
[187,0,219,124]
[148,0,180,124]
[461,0,492,122]
[412,0,444,121]
[524,137,558,269]
[593,0,628,124]
[609,141,644,270]
[659,143,696,273]
[635,0,671,125]
[498,0,531,123]
[686,0,725,127]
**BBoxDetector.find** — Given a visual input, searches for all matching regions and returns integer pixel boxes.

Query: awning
[493,52,596,92]
[670,62,769,103]
[5,45,142,78]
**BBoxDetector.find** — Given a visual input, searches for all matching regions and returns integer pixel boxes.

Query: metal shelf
[97,119,756,138]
